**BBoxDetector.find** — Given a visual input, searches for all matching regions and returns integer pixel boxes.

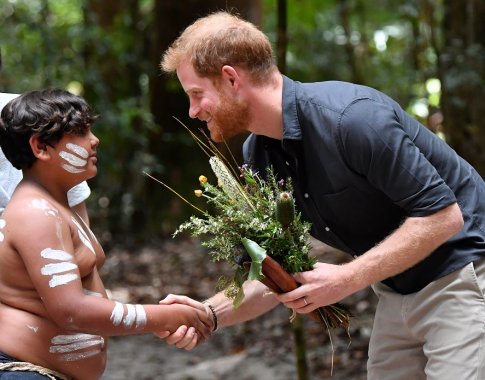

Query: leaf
[232,267,248,308]
[241,237,267,281]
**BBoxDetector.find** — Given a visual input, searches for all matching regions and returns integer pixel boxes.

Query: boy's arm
[9,200,212,339]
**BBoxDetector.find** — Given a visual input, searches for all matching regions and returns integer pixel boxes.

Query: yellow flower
[194,189,203,197]
[199,175,208,184]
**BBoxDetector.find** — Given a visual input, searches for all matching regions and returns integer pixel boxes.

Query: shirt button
[325,227,330,232]
[304,193,309,198]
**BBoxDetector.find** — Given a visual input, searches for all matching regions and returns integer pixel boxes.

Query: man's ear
[221,65,240,90]
[29,135,51,161]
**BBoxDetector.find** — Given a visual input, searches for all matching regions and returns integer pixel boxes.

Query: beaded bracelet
[204,303,218,332]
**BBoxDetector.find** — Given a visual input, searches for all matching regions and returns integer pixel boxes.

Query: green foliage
[2,0,480,239]
[0,0,86,90]
[174,159,315,304]
[262,0,440,111]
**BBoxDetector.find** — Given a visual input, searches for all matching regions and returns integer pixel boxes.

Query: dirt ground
[99,238,377,380]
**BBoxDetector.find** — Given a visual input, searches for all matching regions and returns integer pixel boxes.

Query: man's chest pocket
[315,186,404,240]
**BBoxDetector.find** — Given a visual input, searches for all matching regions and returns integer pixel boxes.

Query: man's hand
[155,325,199,350]
[275,262,354,313]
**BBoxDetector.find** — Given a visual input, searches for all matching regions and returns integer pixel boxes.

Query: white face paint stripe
[135,305,147,329]
[71,217,95,255]
[60,349,101,362]
[66,143,89,159]
[41,248,73,261]
[110,302,124,326]
[49,273,79,288]
[59,151,87,167]
[41,262,78,275]
[123,304,136,328]
[62,164,86,173]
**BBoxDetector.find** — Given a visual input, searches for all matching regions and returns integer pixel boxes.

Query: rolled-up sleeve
[337,98,456,217]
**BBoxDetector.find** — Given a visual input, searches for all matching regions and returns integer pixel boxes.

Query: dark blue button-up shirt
[243,76,485,294]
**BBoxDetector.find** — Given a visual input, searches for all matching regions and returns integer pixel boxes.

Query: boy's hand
[156,294,214,350]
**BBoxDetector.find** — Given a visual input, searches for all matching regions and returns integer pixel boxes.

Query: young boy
[0,89,213,380]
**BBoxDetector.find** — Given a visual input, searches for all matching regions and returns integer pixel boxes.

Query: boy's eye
[75,127,91,137]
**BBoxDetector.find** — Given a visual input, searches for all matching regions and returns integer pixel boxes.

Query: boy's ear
[29,135,51,161]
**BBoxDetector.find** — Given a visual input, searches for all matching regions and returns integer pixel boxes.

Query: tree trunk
[440,0,485,176]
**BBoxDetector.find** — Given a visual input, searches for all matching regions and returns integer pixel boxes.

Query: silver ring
[303,297,308,305]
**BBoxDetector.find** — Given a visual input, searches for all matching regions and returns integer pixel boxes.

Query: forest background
[0,1,484,379]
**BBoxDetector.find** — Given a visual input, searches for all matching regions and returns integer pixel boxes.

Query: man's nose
[188,103,200,119]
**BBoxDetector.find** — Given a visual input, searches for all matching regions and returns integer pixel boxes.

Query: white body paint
[48,273,79,288]
[71,217,95,255]
[27,325,39,333]
[41,262,78,275]
[30,199,58,217]
[135,304,147,329]
[123,304,136,329]
[109,302,147,330]
[110,302,124,326]
[40,248,79,288]
[61,349,102,362]
[40,248,73,261]
[55,220,65,250]
[50,333,104,362]
[83,289,103,297]
[0,218,5,242]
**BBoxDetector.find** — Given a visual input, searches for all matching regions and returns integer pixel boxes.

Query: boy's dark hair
[0,88,98,170]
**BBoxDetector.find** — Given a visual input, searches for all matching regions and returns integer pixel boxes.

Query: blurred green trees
[0,0,483,242]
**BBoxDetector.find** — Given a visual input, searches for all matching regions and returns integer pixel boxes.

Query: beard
[209,92,251,143]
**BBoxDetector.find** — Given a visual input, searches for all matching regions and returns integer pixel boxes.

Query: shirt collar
[282,76,303,141]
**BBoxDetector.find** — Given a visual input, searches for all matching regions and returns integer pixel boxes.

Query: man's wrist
[203,301,218,332]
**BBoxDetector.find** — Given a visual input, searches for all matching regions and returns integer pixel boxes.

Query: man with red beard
[160,11,485,380]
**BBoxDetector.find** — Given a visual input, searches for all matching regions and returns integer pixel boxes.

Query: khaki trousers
[367,260,485,380]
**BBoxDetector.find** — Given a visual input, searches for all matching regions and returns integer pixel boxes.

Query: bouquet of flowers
[145,125,350,331]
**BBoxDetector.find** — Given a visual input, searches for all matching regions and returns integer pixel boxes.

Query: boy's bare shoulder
[2,186,70,244]
[7,183,63,215]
